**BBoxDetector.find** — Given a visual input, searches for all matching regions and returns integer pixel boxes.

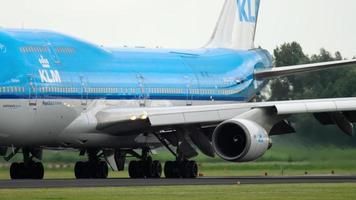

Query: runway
[1,176,356,189]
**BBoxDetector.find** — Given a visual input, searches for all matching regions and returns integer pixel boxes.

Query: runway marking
[1,176,356,189]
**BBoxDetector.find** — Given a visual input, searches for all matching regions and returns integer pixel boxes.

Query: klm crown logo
[39,55,50,68]
[237,0,260,23]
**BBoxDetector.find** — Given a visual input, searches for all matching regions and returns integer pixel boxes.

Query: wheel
[96,161,109,179]
[129,161,146,178]
[128,161,137,178]
[18,163,26,179]
[10,162,20,179]
[180,161,190,178]
[33,162,44,179]
[75,161,86,179]
[143,157,153,178]
[181,161,198,178]
[164,161,180,178]
[82,162,93,179]
[150,160,162,178]
[164,161,173,178]
[189,161,198,178]
[11,162,45,180]
[137,161,146,178]
[172,161,182,178]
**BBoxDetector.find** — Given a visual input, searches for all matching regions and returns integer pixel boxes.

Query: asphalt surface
[0,176,356,189]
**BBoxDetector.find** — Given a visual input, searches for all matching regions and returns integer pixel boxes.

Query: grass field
[0,184,356,200]
[0,146,356,200]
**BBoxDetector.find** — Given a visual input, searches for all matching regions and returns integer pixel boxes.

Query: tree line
[266,42,356,146]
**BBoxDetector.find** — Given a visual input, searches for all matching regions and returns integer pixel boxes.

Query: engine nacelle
[212,118,271,162]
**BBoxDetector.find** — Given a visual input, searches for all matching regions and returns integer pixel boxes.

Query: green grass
[1,184,356,200]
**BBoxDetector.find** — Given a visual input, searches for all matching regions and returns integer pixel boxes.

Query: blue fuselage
[0,29,272,103]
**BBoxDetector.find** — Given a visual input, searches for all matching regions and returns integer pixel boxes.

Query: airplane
[0,0,356,180]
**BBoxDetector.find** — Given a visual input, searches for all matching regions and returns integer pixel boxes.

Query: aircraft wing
[254,59,356,79]
[95,97,356,136]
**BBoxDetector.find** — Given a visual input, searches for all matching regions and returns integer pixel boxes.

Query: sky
[0,0,355,58]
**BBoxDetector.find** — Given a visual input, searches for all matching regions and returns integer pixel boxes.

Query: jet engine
[212,118,271,162]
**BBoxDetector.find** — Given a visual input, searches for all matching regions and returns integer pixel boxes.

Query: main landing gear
[74,150,109,179]
[164,160,198,178]
[128,158,162,178]
[128,148,162,178]
[10,161,44,179]
[127,151,198,179]
[128,141,198,179]
[154,132,199,179]
[9,148,44,179]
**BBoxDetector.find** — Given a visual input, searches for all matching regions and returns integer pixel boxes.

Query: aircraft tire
[33,162,44,179]
[10,162,20,179]
[75,161,109,179]
[10,161,44,179]
[129,161,145,178]
[181,161,198,178]
[95,161,109,179]
[150,160,162,178]
[164,161,181,178]
[75,161,87,179]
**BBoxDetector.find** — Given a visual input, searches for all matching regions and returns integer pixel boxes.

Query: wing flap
[274,98,356,115]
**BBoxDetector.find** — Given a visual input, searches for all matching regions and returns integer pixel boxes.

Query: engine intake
[212,119,270,162]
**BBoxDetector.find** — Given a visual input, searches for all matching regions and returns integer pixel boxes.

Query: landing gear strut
[10,149,44,179]
[128,148,162,178]
[74,150,109,179]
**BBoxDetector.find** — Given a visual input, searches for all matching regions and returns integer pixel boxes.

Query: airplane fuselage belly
[0,99,237,148]
[0,99,80,147]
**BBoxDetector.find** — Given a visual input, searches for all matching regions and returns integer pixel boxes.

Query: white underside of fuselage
[0,99,238,149]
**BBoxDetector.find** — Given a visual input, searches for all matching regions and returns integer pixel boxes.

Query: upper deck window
[20,46,50,53]
[55,47,76,54]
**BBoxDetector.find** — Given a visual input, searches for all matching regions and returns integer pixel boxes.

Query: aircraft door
[184,75,193,106]
[79,76,88,107]
[180,57,199,106]
[137,74,148,107]
[27,74,37,107]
